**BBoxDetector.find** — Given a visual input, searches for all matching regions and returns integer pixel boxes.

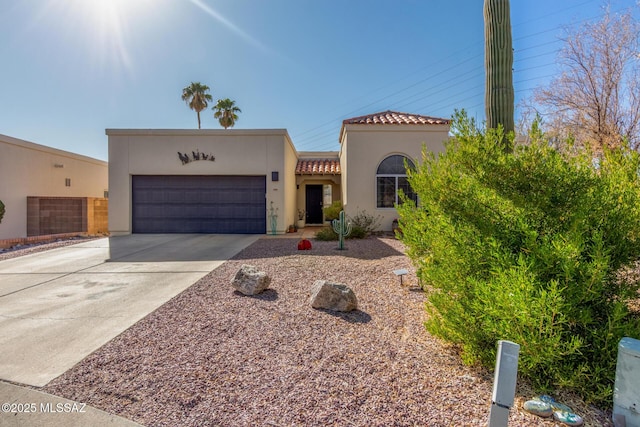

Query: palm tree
[181,82,213,129]
[213,98,241,129]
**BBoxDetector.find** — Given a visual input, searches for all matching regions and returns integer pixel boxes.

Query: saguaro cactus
[331,210,352,250]
[484,0,514,143]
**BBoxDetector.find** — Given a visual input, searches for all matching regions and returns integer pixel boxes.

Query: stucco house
[107,111,450,235]
[0,134,109,242]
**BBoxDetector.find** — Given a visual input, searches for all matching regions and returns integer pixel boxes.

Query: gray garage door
[132,175,266,234]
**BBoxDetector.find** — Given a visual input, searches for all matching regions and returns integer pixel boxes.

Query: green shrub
[348,226,367,239]
[314,227,338,241]
[0,200,4,224]
[397,110,640,406]
[314,210,380,240]
[347,210,381,238]
[323,201,342,222]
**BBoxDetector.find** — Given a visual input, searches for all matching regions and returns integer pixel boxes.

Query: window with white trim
[376,155,417,208]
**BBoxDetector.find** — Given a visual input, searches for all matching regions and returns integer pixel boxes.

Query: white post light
[488,340,520,427]
[613,337,640,427]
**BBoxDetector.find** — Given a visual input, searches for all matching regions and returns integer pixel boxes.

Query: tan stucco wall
[0,134,108,240]
[282,136,299,231]
[339,124,449,231]
[107,129,296,235]
[339,142,348,207]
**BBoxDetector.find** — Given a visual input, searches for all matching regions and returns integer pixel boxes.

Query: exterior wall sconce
[272,171,279,182]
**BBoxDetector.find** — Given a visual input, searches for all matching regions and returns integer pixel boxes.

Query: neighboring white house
[0,134,108,241]
[107,111,450,235]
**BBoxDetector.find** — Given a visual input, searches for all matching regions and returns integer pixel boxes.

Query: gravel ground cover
[42,236,612,426]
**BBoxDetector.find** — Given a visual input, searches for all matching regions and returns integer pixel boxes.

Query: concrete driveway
[0,234,259,387]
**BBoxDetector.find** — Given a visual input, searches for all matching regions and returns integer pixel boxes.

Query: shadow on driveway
[108,234,260,262]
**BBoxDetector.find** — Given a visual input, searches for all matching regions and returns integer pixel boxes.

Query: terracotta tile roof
[342,110,449,126]
[296,158,341,175]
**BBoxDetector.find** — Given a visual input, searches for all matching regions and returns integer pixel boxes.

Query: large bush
[397,111,640,405]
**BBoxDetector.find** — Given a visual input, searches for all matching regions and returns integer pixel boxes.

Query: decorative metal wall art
[177,150,216,165]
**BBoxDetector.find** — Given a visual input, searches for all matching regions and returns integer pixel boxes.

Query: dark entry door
[305,185,324,224]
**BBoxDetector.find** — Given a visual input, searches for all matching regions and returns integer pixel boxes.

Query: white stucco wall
[339,124,449,231]
[0,134,108,240]
[107,129,296,235]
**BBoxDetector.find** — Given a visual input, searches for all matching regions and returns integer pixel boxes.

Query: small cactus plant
[268,201,278,235]
[331,210,352,250]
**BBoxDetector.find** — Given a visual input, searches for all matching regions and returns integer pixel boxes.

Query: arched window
[376,155,417,208]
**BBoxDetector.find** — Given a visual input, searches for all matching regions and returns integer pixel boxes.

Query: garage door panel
[196,205,216,217]
[132,175,266,234]
[165,205,190,218]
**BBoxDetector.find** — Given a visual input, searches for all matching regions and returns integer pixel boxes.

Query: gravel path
[42,236,612,426]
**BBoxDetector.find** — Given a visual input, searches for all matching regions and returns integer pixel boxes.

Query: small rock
[523,399,553,418]
[553,411,583,426]
[231,264,271,295]
[538,395,573,413]
[310,280,358,312]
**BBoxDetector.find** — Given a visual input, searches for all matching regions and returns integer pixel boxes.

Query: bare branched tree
[527,4,640,152]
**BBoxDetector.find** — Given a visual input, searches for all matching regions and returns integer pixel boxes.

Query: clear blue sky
[1,0,637,161]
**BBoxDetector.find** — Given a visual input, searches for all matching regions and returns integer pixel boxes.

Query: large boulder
[232,264,271,295]
[310,280,358,312]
